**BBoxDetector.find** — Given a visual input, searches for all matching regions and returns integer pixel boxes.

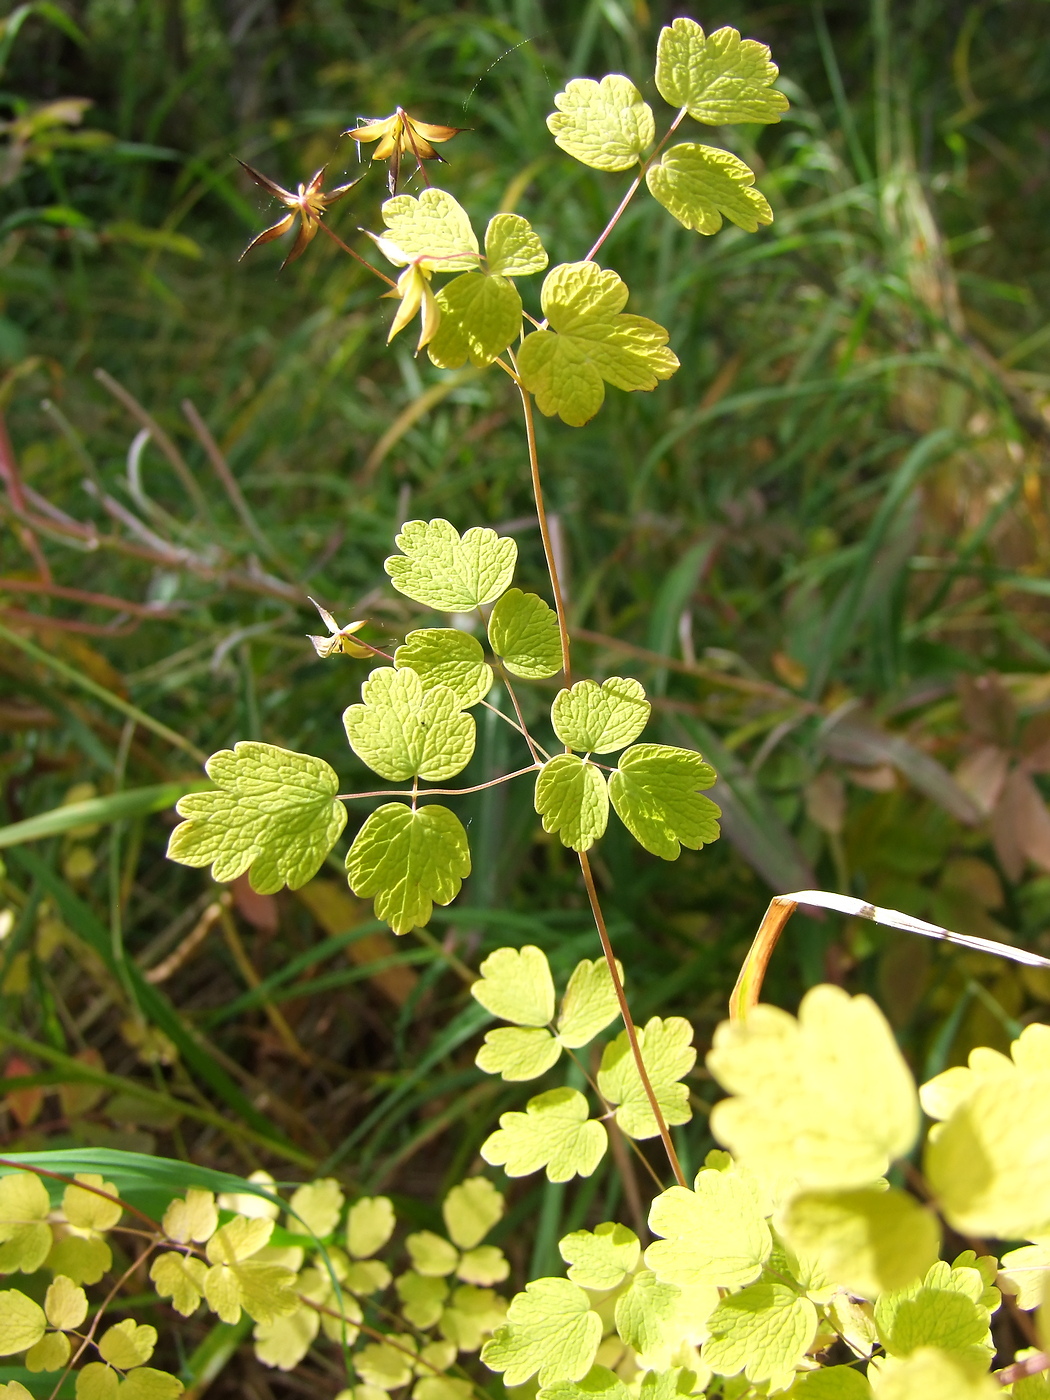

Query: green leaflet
[613,1269,682,1357]
[394,629,493,709]
[539,1366,629,1400]
[343,667,476,782]
[646,144,773,236]
[654,19,789,125]
[376,188,479,270]
[788,1366,874,1397]
[559,1222,640,1291]
[485,213,548,277]
[707,985,921,1191]
[546,75,655,172]
[597,1015,695,1139]
[480,1087,607,1182]
[701,1282,817,1392]
[443,1178,503,1251]
[646,1168,771,1289]
[476,1026,561,1081]
[517,262,678,427]
[555,957,621,1049]
[480,1277,602,1386]
[167,742,347,894]
[535,754,609,852]
[874,1259,996,1373]
[471,945,555,1026]
[778,1187,940,1301]
[345,802,470,935]
[868,1350,999,1399]
[551,677,650,754]
[385,518,517,612]
[608,744,720,859]
[487,589,562,678]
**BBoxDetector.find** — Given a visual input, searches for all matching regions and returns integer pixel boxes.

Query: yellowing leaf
[518,263,678,427]
[868,1348,998,1399]
[535,755,609,852]
[654,19,789,125]
[485,214,548,277]
[150,1253,208,1316]
[98,1319,157,1369]
[646,144,773,236]
[439,1283,507,1351]
[121,1366,183,1399]
[46,1235,111,1286]
[406,1231,459,1278]
[347,1197,396,1260]
[707,986,920,1190]
[0,1290,46,1355]
[288,1179,344,1239]
[356,1337,416,1389]
[538,1365,629,1400]
[1000,1244,1050,1310]
[789,1367,874,1397]
[168,742,347,894]
[162,1190,218,1245]
[556,958,622,1049]
[385,519,517,612]
[395,630,493,709]
[206,1217,274,1265]
[613,1269,685,1360]
[44,1275,88,1331]
[203,1258,298,1325]
[874,1260,995,1372]
[0,1173,52,1275]
[646,1168,771,1289]
[547,76,655,171]
[487,589,562,679]
[481,1087,607,1182]
[552,679,650,755]
[560,1222,639,1292]
[346,1258,391,1294]
[253,1303,319,1371]
[608,744,719,860]
[597,1016,695,1140]
[217,1170,280,1222]
[443,1178,503,1251]
[0,1381,35,1400]
[377,189,479,271]
[415,1381,471,1400]
[25,1331,70,1372]
[397,1271,449,1328]
[344,667,475,783]
[476,1026,560,1081]
[481,1278,602,1386]
[701,1283,817,1392]
[455,1247,508,1286]
[778,1187,940,1302]
[346,802,471,936]
[428,274,523,370]
[63,1175,121,1233]
[77,1364,119,1400]
[471,946,555,1027]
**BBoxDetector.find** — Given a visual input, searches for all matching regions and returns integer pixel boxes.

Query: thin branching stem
[583,107,689,264]
[317,220,397,286]
[515,381,571,683]
[337,765,539,801]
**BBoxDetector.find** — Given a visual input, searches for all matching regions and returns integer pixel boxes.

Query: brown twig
[0,410,51,581]
[94,369,212,521]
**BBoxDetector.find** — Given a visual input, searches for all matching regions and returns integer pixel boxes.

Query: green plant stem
[516,382,571,682]
[578,850,687,1188]
[583,107,688,264]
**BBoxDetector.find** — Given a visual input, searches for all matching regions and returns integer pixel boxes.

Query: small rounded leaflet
[707,986,920,1192]
[25,1330,70,1373]
[287,1178,344,1239]
[345,802,471,935]
[98,1319,157,1369]
[560,1221,640,1291]
[868,1348,999,1400]
[43,1275,88,1332]
[167,741,347,895]
[597,1015,695,1140]
[608,743,720,859]
[476,1026,561,1081]
[150,1252,208,1317]
[374,188,479,271]
[443,1179,503,1252]
[546,75,655,171]
[346,1196,395,1261]
[654,19,789,126]
[485,214,548,277]
[555,956,622,1048]
[407,1230,459,1277]
[999,1242,1050,1309]
[203,1215,299,1326]
[344,667,476,783]
[551,677,650,754]
[480,1277,602,1386]
[0,1171,53,1274]
[777,1186,940,1302]
[517,262,679,427]
[538,1365,628,1400]
[646,144,773,236]
[0,1289,46,1356]
[162,1189,218,1245]
[701,1282,817,1392]
[355,1337,416,1390]
[645,1167,771,1289]
[481,1086,607,1182]
[394,628,493,709]
[397,1271,448,1329]
[790,1368,873,1398]
[385,519,517,612]
[873,1259,995,1373]
[535,754,609,852]
[487,589,562,679]
[613,1268,683,1357]
[470,945,556,1027]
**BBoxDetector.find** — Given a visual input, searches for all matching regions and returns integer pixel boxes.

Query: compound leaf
[167,742,346,894]
[347,1197,395,1260]
[779,1187,939,1302]
[443,1178,503,1251]
[874,1260,994,1372]
[547,75,655,172]
[559,1222,639,1291]
[597,1015,695,1140]
[556,957,622,1049]
[707,985,920,1190]
[535,754,609,852]
[386,519,517,612]
[646,144,773,235]
[428,273,523,370]
[0,1291,45,1356]
[481,1087,607,1182]
[476,1027,561,1081]
[608,744,719,860]
[517,262,678,427]
[481,1277,602,1386]
[701,1283,817,1392]
[377,189,479,271]
[485,213,548,277]
[395,629,493,709]
[487,589,562,679]
[343,667,475,782]
[646,1168,771,1289]
[346,803,470,935]
[471,945,555,1026]
[654,19,789,125]
[552,677,650,754]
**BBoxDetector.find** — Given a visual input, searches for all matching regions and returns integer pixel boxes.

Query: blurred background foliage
[1,0,1050,1377]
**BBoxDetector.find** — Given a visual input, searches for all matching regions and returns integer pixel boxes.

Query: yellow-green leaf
[378,189,479,271]
[344,667,475,783]
[98,1319,157,1369]
[63,1175,121,1232]
[608,744,719,860]
[397,1271,449,1329]
[455,1246,508,1286]
[646,143,773,235]
[25,1331,70,1373]
[395,629,493,709]
[1000,1244,1050,1311]
[385,519,517,612]
[0,1174,52,1275]
[0,1290,46,1356]
[76,1363,119,1400]
[471,945,555,1027]
[867,1348,998,1399]
[481,1278,602,1386]
[874,1260,995,1372]
[481,1087,607,1182]
[560,1222,639,1291]
[443,1178,503,1251]
[346,802,471,936]
[485,214,547,277]
[356,1337,416,1390]
[535,755,608,853]
[551,678,650,755]
[150,1253,208,1317]
[476,1026,561,1081]
[487,589,562,679]
[556,957,622,1050]
[646,1168,771,1289]
[701,1283,817,1392]
[45,1235,111,1286]
[287,1178,344,1239]
[253,1303,319,1371]
[347,1197,395,1260]
[119,1368,184,1400]
[654,19,789,125]
[428,273,523,369]
[597,1016,695,1140]
[44,1274,87,1331]
[439,1283,507,1351]
[162,1190,217,1246]
[406,1231,459,1278]
[547,75,655,172]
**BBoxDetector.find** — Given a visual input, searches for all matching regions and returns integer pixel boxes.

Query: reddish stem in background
[0,412,51,582]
